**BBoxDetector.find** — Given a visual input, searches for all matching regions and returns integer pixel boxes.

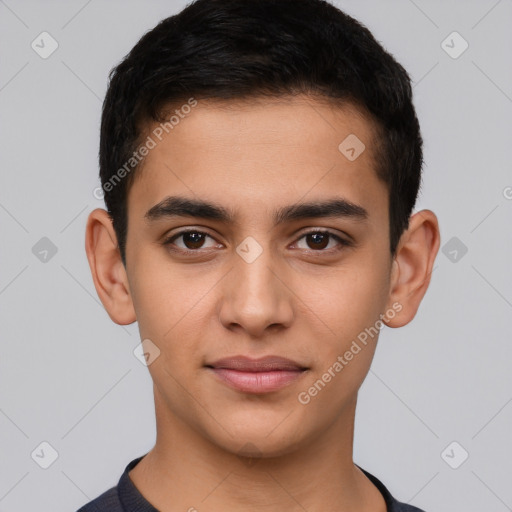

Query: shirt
[76,454,426,512]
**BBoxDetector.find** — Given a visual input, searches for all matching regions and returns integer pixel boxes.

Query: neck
[129,388,386,512]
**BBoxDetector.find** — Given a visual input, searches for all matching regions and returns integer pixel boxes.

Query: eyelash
[162,229,353,254]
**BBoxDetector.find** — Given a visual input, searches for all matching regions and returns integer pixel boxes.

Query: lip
[205,356,308,394]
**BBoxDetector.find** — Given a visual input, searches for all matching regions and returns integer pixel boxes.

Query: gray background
[1,0,511,510]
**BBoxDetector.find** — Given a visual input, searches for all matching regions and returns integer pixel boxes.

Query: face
[124,95,395,457]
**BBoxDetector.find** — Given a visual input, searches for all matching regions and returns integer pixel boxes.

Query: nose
[218,246,294,338]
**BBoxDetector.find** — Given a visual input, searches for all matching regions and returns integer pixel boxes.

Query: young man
[81,0,440,510]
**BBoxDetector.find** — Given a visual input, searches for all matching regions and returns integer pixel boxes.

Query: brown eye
[181,232,206,249]
[305,232,330,250]
[295,230,350,252]
[164,230,220,251]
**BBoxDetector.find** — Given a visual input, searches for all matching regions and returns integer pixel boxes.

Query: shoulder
[75,454,148,512]
[357,465,428,512]
[76,485,122,512]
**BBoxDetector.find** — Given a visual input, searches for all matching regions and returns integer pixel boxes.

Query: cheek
[129,248,212,337]
[129,262,220,385]
[291,260,388,397]
[296,262,387,341]
[293,269,384,415]
[132,272,209,409]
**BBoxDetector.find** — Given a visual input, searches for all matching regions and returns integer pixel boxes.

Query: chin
[204,412,308,460]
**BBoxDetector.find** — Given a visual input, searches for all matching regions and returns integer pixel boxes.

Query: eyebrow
[144,195,369,225]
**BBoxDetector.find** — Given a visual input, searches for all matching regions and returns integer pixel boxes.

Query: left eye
[295,231,347,251]
[166,231,220,250]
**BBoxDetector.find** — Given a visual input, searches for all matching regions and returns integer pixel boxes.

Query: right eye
[163,230,223,252]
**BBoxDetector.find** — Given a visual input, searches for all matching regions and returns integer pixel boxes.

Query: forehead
[128,95,387,225]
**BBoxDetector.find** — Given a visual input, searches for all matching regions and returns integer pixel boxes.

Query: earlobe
[383,209,440,328]
[84,208,137,325]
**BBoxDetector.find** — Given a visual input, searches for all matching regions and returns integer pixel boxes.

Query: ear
[84,208,136,325]
[383,209,440,328]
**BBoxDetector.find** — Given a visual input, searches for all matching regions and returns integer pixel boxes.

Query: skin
[85,95,440,512]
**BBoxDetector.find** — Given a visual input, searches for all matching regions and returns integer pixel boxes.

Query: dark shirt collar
[118,455,159,512]
[117,454,416,512]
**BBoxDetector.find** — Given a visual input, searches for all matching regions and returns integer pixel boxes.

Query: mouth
[205,356,309,394]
